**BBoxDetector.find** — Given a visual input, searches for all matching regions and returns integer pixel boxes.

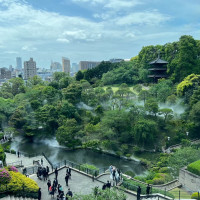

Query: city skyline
[0,0,199,68]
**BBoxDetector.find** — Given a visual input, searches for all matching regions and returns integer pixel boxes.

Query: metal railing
[6,160,23,167]
[52,159,108,177]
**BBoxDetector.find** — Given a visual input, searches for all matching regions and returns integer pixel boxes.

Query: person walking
[65,173,70,186]
[66,166,71,178]
[66,188,73,198]
[41,158,43,166]
[47,180,51,191]
[38,188,41,200]
[109,165,113,174]
[17,151,20,158]
[55,167,58,179]
[112,168,116,181]
[146,184,151,197]
[46,166,50,177]
[137,186,141,200]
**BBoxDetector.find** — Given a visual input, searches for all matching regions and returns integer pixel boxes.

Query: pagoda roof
[149,58,168,65]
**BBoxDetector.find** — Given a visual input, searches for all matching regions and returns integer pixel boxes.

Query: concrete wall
[179,167,200,192]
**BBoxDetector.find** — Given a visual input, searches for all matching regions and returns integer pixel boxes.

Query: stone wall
[179,167,200,192]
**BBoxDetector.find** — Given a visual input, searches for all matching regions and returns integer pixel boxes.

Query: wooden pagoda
[148,53,168,82]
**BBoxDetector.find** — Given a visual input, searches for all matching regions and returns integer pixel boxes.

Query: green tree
[133,119,158,147]
[159,108,173,122]
[76,70,84,81]
[56,118,81,148]
[62,83,82,104]
[144,99,159,116]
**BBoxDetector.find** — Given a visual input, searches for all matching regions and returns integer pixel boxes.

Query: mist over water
[11,136,146,175]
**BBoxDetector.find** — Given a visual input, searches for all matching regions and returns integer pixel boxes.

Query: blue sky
[0,0,199,68]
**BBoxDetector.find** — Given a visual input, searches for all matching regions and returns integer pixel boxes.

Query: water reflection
[11,137,146,175]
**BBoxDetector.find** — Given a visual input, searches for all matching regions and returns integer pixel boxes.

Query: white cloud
[22,46,37,51]
[115,11,171,26]
[56,38,70,43]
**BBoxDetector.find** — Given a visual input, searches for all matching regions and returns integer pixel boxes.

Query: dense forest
[0,35,200,158]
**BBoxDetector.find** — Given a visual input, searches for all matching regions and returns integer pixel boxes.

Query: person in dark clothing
[55,167,58,179]
[65,173,70,186]
[66,188,73,198]
[41,158,43,166]
[146,184,151,197]
[112,169,116,181]
[102,183,107,190]
[46,166,50,177]
[17,151,20,158]
[47,180,51,191]
[66,166,71,178]
[137,186,141,200]
[38,188,41,200]
[106,180,111,189]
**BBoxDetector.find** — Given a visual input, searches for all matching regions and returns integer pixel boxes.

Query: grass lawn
[103,86,135,93]
[170,188,191,199]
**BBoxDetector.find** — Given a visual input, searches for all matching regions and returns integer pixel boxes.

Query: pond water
[11,136,146,175]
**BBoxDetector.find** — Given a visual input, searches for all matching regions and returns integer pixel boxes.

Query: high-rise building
[24,58,37,80]
[16,57,22,70]
[79,61,101,70]
[0,68,11,79]
[50,61,62,72]
[62,57,70,74]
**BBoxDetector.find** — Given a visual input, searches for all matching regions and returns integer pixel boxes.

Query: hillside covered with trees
[0,35,200,157]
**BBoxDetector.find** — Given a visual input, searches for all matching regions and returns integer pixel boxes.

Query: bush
[187,160,200,176]
[0,170,39,198]
[10,149,16,154]
[7,166,18,172]
[121,177,174,198]
[0,168,11,184]
[80,164,99,176]
[191,192,200,200]
[159,167,170,173]
[0,145,6,163]
[124,171,135,177]
[0,133,3,140]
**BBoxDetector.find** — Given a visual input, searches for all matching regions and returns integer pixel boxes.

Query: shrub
[121,177,174,198]
[187,160,200,176]
[0,145,6,163]
[0,133,3,140]
[191,192,200,200]
[159,167,170,173]
[80,164,99,176]
[10,149,16,154]
[0,170,39,198]
[7,166,18,172]
[0,168,11,184]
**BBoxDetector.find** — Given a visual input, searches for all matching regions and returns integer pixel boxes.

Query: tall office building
[0,68,11,79]
[16,57,22,70]
[62,57,70,74]
[79,61,100,70]
[71,63,79,73]
[24,58,37,80]
[50,61,62,72]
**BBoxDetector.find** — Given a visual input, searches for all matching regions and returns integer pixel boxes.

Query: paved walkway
[5,153,137,200]
[6,152,51,169]
[30,167,136,200]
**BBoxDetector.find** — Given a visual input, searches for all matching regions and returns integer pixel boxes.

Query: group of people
[102,180,111,190]
[44,166,73,200]
[109,165,121,184]
[37,166,50,181]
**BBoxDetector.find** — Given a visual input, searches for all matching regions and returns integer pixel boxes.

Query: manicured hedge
[121,177,174,198]
[0,168,39,199]
[191,192,200,200]
[187,160,200,176]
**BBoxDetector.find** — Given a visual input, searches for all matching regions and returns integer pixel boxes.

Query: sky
[0,0,199,68]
